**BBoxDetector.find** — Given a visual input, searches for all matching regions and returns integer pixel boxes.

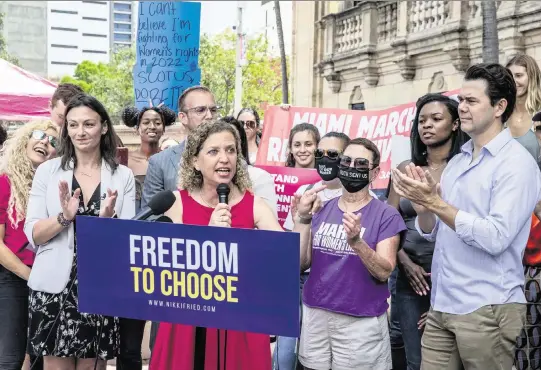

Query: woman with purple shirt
[293,137,406,370]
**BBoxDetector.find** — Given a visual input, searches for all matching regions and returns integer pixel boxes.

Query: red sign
[525,215,541,266]
[256,91,459,190]
[256,166,322,227]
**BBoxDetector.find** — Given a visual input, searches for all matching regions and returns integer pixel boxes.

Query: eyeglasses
[314,148,341,160]
[339,156,377,170]
[183,105,221,117]
[240,120,257,130]
[31,130,58,149]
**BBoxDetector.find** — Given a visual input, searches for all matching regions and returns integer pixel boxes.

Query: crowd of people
[1,54,541,370]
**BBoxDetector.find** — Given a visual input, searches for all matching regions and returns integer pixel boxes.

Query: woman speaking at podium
[150,119,283,370]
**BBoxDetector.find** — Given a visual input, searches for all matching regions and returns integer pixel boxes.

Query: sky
[199,1,269,36]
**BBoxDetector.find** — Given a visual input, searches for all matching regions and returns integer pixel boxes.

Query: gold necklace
[77,165,101,178]
[427,161,445,172]
[198,191,217,208]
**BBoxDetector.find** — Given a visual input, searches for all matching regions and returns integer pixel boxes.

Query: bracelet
[297,213,312,224]
[57,212,72,227]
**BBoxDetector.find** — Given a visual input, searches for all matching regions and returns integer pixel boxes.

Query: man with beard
[392,64,541,369]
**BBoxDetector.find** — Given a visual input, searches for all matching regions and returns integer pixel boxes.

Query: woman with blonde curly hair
[506,54,541,160]
[150,119,282,370]
[0,120,58,369]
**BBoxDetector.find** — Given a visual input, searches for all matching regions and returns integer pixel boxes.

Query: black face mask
[338,167,370,193]
[316,157,339,181]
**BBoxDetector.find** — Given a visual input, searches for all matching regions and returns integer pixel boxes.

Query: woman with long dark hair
[284,123,320,169]
[24,94,135,370]
[387,93,469,370]
[237,108,261,164]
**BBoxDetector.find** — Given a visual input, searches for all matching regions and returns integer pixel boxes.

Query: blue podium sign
[76,216,300,337]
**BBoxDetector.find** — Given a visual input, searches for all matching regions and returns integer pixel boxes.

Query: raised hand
[392,163,441,209]
[296,185,326,217]
[99,188,118,218]
[209,203,232,228]
[343,212,362,246]
[58,180,80,221]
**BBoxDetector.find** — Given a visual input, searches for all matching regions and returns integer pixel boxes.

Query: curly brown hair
[178,120,252,192]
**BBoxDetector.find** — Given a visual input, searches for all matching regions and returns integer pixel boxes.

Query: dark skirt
[27,247,119,359]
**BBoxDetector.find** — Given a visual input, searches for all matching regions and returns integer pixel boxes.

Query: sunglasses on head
[314,148,341,160]
[31,130,57,149]
[339,156,374,170]
[240,120,257,130]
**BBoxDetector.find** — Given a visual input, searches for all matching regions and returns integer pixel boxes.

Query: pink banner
[256,166,322,227]
[255,90,459,190]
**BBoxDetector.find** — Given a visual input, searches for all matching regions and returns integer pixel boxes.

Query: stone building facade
[291,1,541,110]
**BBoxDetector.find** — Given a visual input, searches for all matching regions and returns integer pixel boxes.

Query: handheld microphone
[132,190,176,221]
[216,183,230,205]
[215,183,231,369]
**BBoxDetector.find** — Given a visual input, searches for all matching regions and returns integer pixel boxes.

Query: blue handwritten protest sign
[133,1,201,112]
[76,216,300,337]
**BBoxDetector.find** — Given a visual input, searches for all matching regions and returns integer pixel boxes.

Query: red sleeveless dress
[150,190,271,370]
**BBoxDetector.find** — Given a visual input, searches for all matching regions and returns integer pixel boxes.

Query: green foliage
[60,47,136,123]
[0,12,20,66]
[199,30,283,118]
[63,31,285,121]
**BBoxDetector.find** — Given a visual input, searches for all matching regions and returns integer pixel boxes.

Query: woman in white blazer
[24,94,135,370]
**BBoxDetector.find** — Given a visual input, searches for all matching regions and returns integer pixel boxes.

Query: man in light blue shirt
[392,63,541,370]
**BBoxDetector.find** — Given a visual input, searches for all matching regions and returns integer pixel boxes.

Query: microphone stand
[194,184,230,370]
[194,327,207,369]
[216,184,230,370]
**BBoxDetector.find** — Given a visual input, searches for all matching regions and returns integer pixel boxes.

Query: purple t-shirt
[303,197,406,317]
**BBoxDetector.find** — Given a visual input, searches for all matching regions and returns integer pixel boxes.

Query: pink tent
[0,58,57,121]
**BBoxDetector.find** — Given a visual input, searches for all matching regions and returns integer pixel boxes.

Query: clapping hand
[343,212,362,246]
[99,188,118,218]
[295,185,326,218]
[209,203,232,228]
[59,180,80,221]
[392,163,441,211]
